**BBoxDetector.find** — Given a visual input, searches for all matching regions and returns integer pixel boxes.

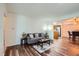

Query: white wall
[0,4,6,56]
[30,17,56,39]
[30,17,57,32]
[16,14,32,44]
[4,13,17,47]
[4,13,33,46]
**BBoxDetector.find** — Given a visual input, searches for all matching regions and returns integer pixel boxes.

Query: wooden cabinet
[54,31,59,39]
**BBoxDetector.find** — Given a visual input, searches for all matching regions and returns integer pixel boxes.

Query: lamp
[43,25,48,31]
[48,25,52,31]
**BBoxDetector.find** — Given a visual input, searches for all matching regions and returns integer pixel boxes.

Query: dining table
[71,31,79,41]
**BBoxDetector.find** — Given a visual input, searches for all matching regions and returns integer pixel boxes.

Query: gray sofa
[26,33,45,44]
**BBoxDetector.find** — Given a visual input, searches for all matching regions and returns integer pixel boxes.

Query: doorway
[53,25,61,39]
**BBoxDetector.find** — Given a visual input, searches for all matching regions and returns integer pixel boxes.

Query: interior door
[4,15,16,48]
[53,25,61,39]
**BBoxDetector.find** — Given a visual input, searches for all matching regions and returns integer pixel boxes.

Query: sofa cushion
[26,33,45,44]
[30,34,34,38]
[37,37,43,40]
[33,33,35,38]
[35,33,39,38]
[39,33,42,37]
[41,33,45,38]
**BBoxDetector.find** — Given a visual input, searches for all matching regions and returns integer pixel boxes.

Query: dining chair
[68,31,73,39]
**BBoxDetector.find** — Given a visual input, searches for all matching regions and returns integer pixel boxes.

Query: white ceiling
[6,3,79,18]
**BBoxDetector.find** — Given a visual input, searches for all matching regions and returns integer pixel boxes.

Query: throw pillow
[30,34,34,38]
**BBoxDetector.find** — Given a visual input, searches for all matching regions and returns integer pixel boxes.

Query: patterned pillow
[30,34,34,38]
[35,33,38,38]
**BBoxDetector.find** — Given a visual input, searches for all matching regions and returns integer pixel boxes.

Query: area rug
[33,43,52,53]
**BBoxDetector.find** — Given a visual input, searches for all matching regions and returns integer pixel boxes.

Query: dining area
[68,31,79,41]
[61,17,79,43]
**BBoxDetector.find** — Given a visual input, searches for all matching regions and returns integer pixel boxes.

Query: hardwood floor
[4,45,41,56]
[4,37,79,56]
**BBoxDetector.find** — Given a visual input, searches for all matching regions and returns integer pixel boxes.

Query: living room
[0,3,79,56]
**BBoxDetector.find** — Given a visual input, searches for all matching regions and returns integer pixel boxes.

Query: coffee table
[38,39,51,49]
